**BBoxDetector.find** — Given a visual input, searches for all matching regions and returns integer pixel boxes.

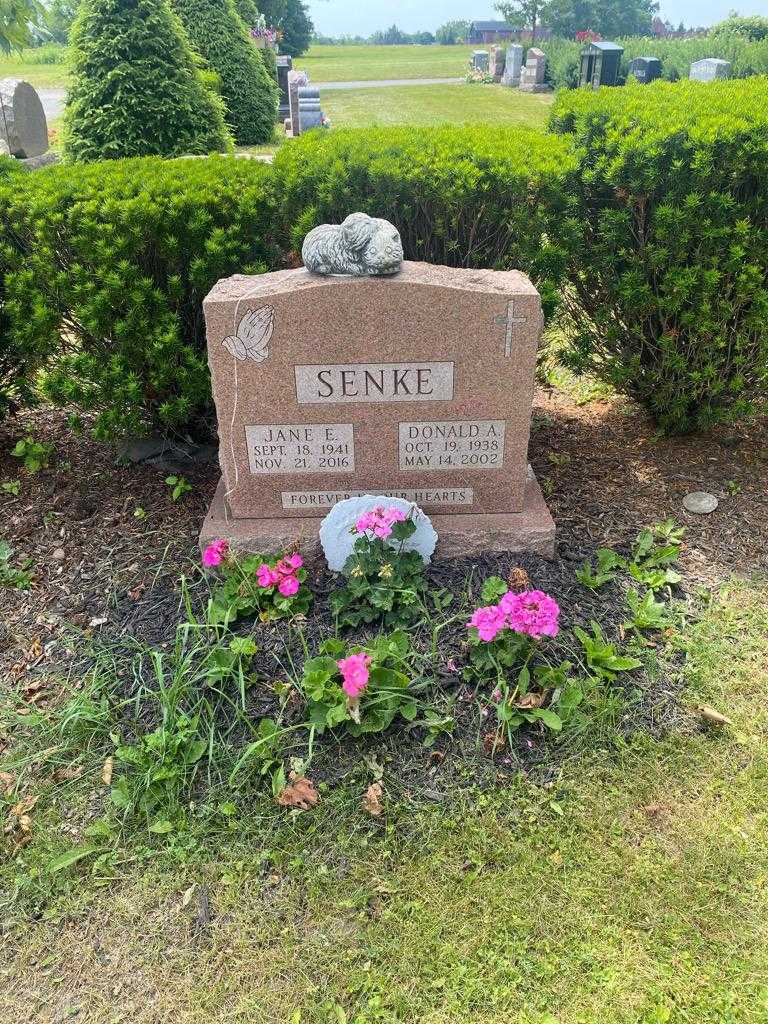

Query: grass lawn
[0,43,476,91]
[295,43,476,83]
[0,53,70,89]
[3,581,767,1023]
[323,83,554,129]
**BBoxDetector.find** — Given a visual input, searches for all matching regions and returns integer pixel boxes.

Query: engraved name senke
[294,362,454,405]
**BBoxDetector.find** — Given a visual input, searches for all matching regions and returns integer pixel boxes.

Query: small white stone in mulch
[683,491,719,515]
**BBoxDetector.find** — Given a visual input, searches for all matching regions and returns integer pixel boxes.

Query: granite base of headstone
[501,44,523,86]
[200,250,555,561]
[276,55,292,122]
[0,79,48,158]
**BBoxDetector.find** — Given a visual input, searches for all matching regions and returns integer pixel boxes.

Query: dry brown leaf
[26,638,43,661]
[53,765,84,782]
[482,731,505,756]
[698,705,733,727]
[276,772,319,810]
[22,678,49,703]
[0,772,15,796]
[101,756,114,786]
[508,567,531,592]
[18,814,32,833]
[127,582,146,601]
[362,782,384,817]
[515,691,546,710]
[12,794,38,817]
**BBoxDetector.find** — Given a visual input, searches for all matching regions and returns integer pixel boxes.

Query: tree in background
[253,0,283,25]
[495,0,544,40]
[279,0,311,56]
[64,0,230,161]
[171,0,277,145]
[44,0,78,43]
[712,14,768,41]
[234,0,257,25]
[435,19,471,44]
[1,0,41,52]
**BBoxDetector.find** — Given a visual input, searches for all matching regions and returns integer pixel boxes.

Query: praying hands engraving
[222,306,275,362]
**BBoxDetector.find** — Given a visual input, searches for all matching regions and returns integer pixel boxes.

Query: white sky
[306,0,768,36]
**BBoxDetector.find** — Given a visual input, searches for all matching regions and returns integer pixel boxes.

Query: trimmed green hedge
[0,157,280,437]
[549,78,768,432]
[2,79,767,437]
[273,125,577,313]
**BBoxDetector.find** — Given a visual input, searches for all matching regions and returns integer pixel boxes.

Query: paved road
[37,77,463,121]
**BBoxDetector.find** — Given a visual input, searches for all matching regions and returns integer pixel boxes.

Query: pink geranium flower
[500,590,560,638]
[256,563,279,588]
[355,505,409,538]
[467,605,507,642]
[286,553,303,571]
[337,652,372,698]
[278,575,300,597]
[202,539,229,568]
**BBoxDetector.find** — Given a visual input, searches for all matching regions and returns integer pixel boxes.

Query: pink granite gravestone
[200,250,555,559]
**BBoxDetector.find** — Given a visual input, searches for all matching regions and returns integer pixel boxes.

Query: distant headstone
[501,44,523,86]
[276,55,292,122]
[0,79,48,158]
[471,50,490,73]
[200,246,555,560]
[519,48,551,93]
[287,69,308,136]
[298,85,324,133]
[689,58,731,82]
[489,45,506,82]
[628,56,662,84]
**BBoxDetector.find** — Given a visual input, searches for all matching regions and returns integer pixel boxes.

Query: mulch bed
[1,388,766,789]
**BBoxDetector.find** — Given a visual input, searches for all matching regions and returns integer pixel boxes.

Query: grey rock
[119,438,166,463]
[0,79,48,158]
[19,151,59,171]
[683,491,719,514]
[302,213,403,277]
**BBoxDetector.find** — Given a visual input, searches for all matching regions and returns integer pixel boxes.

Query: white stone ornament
[319,495,438,572]
[222,306,275,362]
[302,213,403,277]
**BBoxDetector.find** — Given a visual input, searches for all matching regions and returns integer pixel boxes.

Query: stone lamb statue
[302,213,403,276]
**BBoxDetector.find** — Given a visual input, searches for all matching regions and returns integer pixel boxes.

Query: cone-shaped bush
[64,0,231,162]
[172,0,278,145]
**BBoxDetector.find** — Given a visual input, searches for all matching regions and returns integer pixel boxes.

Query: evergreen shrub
[0,157,280,438]
[0,155,43,421]
[273,125,577,314]
[64,0,231,162]
[549,78,768,432]
[172,0,278,145]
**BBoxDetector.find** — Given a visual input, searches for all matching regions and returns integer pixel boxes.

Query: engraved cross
[493,300,527,357]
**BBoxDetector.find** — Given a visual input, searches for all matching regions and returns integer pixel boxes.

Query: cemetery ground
[0,43,477,93]
[321,83,553,130]
[1,379,767,1022]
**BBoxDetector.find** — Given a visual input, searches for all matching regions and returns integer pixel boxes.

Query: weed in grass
[0,540,33,589]
[165,474,192,501]
[10,435,54,473]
